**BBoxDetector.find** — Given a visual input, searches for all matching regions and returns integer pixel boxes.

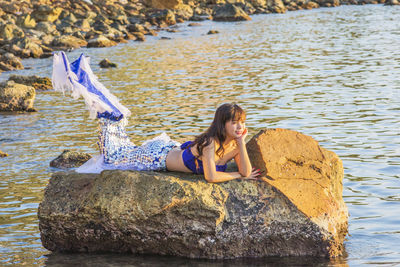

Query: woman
[52,52,260,182]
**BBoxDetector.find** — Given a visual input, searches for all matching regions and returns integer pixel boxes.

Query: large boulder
[38,129,348,258]
[212,4,251,21]
[0,80,36,112]
[246,128,348,257]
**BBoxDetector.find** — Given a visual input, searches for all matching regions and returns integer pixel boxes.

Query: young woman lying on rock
[52,52,261,183]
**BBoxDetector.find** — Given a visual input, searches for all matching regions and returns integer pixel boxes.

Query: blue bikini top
[181,141,228,174]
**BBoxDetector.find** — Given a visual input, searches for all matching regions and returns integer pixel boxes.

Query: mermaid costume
[52,52,179,173]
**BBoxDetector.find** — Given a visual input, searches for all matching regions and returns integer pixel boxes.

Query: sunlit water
[1,4,399,266]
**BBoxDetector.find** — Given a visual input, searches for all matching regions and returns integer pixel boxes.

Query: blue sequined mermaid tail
[52,52,179,173]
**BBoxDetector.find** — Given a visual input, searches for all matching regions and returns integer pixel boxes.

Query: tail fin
[52,51,131,121]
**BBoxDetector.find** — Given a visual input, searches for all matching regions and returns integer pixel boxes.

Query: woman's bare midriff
[166,147,192,172]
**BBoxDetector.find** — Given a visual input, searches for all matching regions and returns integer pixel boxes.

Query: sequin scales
[98,118,179,171]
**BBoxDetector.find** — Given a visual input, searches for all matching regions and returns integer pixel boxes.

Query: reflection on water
[1,4,399,266]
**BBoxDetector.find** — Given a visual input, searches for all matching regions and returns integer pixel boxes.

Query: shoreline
[0,0,399,74]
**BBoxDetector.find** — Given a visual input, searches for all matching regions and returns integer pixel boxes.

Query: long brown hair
[190,103,246,159]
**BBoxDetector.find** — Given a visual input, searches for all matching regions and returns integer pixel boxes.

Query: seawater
[0,4,399,266]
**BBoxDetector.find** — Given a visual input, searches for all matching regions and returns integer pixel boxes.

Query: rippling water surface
[1,4,399,266]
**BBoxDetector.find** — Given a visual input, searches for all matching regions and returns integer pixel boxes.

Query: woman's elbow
[204,174,217,183]
[240,169,251,178]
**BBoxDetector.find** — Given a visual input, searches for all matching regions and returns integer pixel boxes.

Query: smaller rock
[8,75,53,91]
[99,59,118,68]
[87,35,117,48]
[188,22,201,26]
[0,23,25,40]
[51,35,88,49]
[161,36,172,40]
[50,150,92,169]
[212,4,251,21]
[207,30,219,34]
[132,32,146,41]
[174,4,194,20]
[0,150,8,157]
[20,14,37,29]
[148,9,176,26]
[36,21,57,35]
[145,0,182,9]
[384,0,399,5]
[31,5,63,23]
[0,80,36,112]
[304,1,319,8]
[0,53,24,72]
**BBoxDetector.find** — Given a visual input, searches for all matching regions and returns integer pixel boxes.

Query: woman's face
[225,119,245,139]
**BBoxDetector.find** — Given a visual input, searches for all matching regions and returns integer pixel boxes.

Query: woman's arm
[202,139,259,183]
[234,128,252,177]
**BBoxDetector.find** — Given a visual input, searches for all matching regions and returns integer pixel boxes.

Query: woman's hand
[242,167,261,180]
[236,128,248,146]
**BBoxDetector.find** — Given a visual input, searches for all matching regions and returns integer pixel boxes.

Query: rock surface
[212,4,252,21]
[99,58,118,68]
[0,80,36,112]
[50,150,92,169]
[247,129,349,257]
[38,129,348,259]
[8,75,53,91]
[0,150,8,157]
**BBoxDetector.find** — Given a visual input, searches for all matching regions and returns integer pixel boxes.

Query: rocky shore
[39,128,348,259]
[0,0,399,73]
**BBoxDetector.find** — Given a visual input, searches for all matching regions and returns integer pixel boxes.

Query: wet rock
[249,0,267,8]
[31,5,63,23]
[14,38,44,58]
[0,150,8,157]
[316,0,340,6]
[0,23,25,40]
[144,0,183,9]
[49,150,92,169]
[266,0,287,13]
[188,22,201,26]
[246,128,348,257]
[36,21,58,35]
[207,29,219,34]
[0,80,36,112]
[0,53,24,72]
[174,4,194,20]
[99,58,118,68]
[76,19,92,32]
[304,1,319,8]
[19,14,37,29]
[384,0,399,4]
[212,4,251,21]
[38,129,347,258]
[8,75,53,91]
[0,1,20,15]
[51,35,88,49]
[148,9,176,26]
[87,35,118,47]
[126,23,146,33]
[132,31,146,41]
